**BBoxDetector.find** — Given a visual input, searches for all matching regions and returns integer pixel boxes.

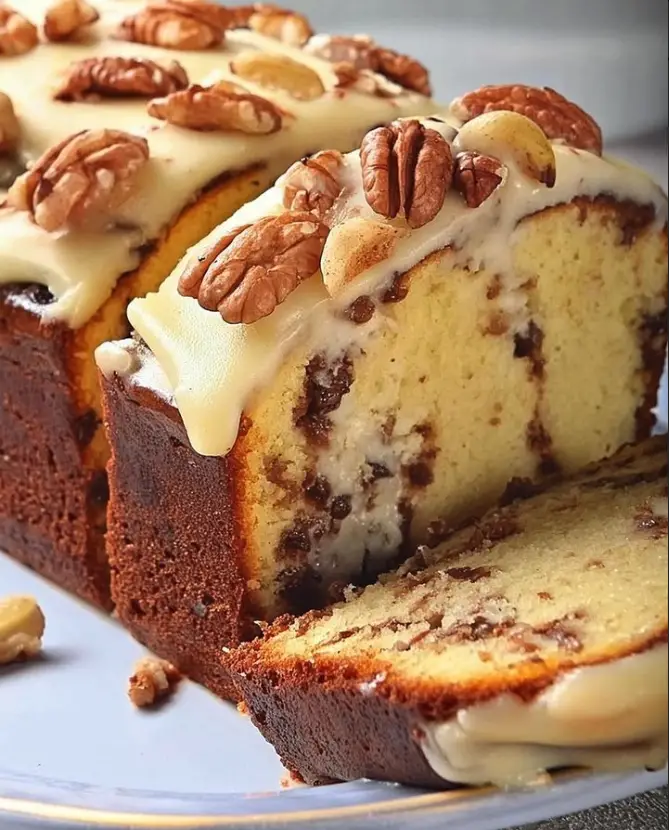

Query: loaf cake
[98,86,668,699]
[0,0,436,606]
[231,436,669,788]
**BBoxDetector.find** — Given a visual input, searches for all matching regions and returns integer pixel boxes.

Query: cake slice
[0,0,436,607]
[230,436,668,788]
[98,87,668,699]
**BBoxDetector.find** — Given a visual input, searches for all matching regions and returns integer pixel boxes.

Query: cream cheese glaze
[419,644,668,789]
[102,117,667,457]
[0,0,435,326]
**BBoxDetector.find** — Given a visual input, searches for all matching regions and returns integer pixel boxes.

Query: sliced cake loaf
[0,0,436,606]
[230,436,669,788]
[98,87,668,698]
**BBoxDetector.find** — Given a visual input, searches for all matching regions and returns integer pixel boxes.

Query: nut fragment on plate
[451,84,603,156]
[281,149,345,218]
[178,211,329,324]
[116,0,231,50]
[148,81,283,133]
[231,52,324,101]
[0,92,20,153]
[455,111,556,187]
[0,5,39,55]
[128,656,182,708]
[248,4,312,46]
[0,595,46,665]
[44,0,99,42]
[454,151,505,208]
[55,56,189,101]
[360,120,453,229]
[321,217,407,298]
[7,129,150,233]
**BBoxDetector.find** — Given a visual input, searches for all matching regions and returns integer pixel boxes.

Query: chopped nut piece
[281,149,345,218]
[128,656,181,708]
[249,5,312,46]
[455,110,556,187]
[0,6,39,55]
[148,81,283,134]
[116,0,231,50]
[0,92,20,153]
[7,129,150,233]
[55,56,189,101]
[178,211,328,324]
[451,84,603,155]
[454,151,505,208]
[333,63,401,99]
[321,217,407,297]
[44,0,99,42]
[231,52,324,101]
[360,120,453,228]
[0,595,45,665]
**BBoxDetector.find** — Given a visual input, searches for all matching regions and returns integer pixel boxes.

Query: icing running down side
[0,0,434,327]
[419,645,668,789]
[106,117,667,457]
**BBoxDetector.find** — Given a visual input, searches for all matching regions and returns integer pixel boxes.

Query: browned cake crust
[0,285,111,607]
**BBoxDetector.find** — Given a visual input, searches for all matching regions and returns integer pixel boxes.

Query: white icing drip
[420,645,668,789]
[122,123,667,457]
[0,0,434,327]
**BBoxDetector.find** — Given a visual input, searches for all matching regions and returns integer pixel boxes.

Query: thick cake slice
[230,437,669,788]
[98,87,668,699]
[0,0,436,606]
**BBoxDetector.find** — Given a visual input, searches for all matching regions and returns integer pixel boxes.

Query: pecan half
[116,0,231,50]
[454,151,504,208]
[306,35,431,96]
[178,211,328,324]
[231,52,324,101]
[0,6,38,55]
[281,150,345,218]
[360,120,453,229]
[55,57,189,102]
[44,0,99,42]
[451,84,602,155]
[333,63,401,99]
[0,92,20,153]
[7,129,149,233]
[147,81,283,133]
[248,5,312,46]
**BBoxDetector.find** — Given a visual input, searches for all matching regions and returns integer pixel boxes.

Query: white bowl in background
[288,0,668,142]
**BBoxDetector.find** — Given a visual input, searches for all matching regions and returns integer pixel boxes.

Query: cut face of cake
[230,436,669,788]
[0,0,437,606]
[97,88,668,698]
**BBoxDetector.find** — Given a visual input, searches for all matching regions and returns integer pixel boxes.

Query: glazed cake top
[0,0,436,326]
[97,85,668,457]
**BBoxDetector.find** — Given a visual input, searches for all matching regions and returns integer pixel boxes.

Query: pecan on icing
[147,81,283,133]
[372,47,431,97]
[231,52,324,101]
[454,151,504,208]
[451,84,603,155]
[0,5,39,55]
[247,4,312,46]
[360,120,453,228]
[333,63,401,99]
[178,211,328,324]
[0,92,20,153]
[7,129,149,233]
[281,150,345,218]
[44,0,99,42]
[55,57,189,102]
[116,0,231,50]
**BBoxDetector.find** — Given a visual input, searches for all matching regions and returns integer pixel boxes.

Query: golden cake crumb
[128,656,181,708]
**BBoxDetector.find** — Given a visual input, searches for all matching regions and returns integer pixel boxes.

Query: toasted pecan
[248,4,312,46]
[7,129,149,233]
[55,57,189,101]
[360,120,453,228]
[147,81,283,133]
[116,0,231,49]
[178,211,328,324]
[451,84,602,155]
[453,151,504,208]
[281,150,345,218]
[44,0,99,42]
[0,5,38,55]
